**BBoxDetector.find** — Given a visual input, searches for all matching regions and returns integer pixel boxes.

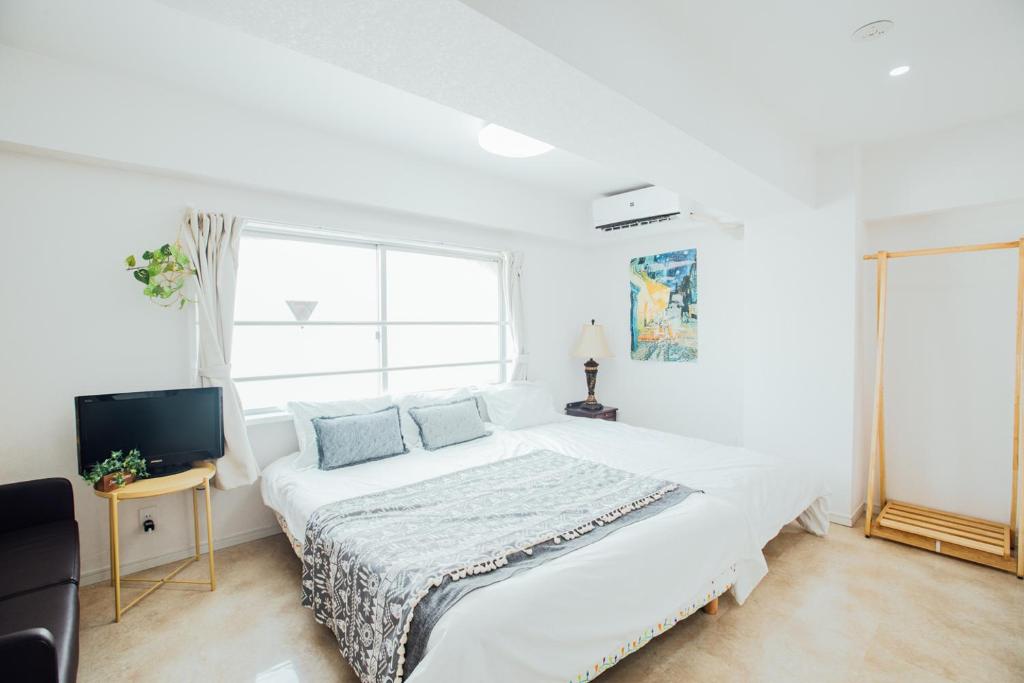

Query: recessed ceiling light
[478,123,554,158]
[889,65,911,77]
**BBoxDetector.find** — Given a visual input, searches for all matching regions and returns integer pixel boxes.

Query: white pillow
[469,388,491,422]
[480,382,559,430]
[288,396,394,469]
[395,388,473,449]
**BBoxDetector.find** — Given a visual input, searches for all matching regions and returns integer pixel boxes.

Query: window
[232,225,508,414]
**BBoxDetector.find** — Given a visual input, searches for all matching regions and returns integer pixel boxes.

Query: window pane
[233,325,379,378]
[235,235,378,321]
[236,372,381,412]
[388,325,499,368]
[387,363,502,395]
[386,250,499,322]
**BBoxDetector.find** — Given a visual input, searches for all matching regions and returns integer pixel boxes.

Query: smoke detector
[851,20,894,42]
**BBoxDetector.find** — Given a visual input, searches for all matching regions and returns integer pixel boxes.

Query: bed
[262,410,828,683]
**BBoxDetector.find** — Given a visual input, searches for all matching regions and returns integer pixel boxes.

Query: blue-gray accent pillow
[408,398,490,451]
[312,406,407,470]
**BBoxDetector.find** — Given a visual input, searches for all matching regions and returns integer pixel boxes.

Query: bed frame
[275,512,304,558]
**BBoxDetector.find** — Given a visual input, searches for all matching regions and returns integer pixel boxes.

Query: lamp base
[576,358,603,411]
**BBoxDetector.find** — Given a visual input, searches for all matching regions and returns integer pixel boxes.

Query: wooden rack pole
[862,240,1020,260]
[879,389,887,505]
[876,258,887,505]
[1014,238,1024,550]
[865,252,888,536]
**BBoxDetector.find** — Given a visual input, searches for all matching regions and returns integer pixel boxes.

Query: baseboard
[828,501,866,528]
[80,525,283,586]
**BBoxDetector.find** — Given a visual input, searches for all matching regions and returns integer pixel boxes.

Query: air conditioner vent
[593,186,679,232]
[595,212,680,232]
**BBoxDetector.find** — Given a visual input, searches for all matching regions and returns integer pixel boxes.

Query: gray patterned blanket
[301,450,696,683]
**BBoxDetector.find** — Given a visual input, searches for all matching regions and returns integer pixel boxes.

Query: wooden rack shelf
[872,501,1015,572]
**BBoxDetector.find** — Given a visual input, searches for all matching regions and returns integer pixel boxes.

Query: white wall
[856,114,1024,524]
[0,148,586,583]
[742,150,865,522]
[862,199,1024,523]
[585,228,745,444]
[862,113,1024,221]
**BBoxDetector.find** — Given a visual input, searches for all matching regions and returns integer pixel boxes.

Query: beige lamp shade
[572,320,612,359]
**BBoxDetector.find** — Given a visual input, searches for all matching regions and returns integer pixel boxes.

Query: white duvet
[261,416,828,683]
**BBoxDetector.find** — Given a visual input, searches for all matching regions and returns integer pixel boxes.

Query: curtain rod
[863,239,1021,260]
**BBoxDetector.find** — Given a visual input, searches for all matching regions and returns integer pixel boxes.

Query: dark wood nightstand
[565,403,618,421]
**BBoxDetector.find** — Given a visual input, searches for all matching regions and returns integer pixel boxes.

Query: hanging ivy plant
[125,242,195,309]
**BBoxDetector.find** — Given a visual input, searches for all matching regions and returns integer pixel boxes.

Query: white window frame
[235,220,509,418]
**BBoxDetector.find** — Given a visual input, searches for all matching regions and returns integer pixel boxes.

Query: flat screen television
[75,387,224,477]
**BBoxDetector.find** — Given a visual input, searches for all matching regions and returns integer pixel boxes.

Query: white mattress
[499,417,831,548]
[261,417,828,683]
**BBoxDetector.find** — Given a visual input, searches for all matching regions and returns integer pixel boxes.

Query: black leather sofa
[0,478,80,682]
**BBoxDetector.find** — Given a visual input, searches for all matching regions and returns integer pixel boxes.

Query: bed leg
[702,597,719,615]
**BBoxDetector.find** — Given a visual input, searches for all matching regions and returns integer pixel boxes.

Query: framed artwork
[629,249,697,362]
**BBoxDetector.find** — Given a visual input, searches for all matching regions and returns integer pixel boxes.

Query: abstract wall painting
[629,249,697,362]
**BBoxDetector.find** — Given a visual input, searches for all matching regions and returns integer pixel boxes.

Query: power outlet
[140,507,157,533]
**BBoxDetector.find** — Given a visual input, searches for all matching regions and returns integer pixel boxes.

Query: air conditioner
[592,186,680,232]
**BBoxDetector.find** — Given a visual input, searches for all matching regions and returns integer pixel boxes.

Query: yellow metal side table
[94,462,217,622]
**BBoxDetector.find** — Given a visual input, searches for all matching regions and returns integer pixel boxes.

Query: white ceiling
[1,0,813,222]
[461,0,1024,149]
[149,0,817,218]
[0,0,642,201]
[3,0,1018,230]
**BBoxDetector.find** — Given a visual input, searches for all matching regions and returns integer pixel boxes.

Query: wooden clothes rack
[863,239,1024,577]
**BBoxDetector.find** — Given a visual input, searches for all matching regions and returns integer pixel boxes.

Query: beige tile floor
[79,523,1023,682]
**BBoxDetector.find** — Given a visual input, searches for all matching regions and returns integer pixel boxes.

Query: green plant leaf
[170,244,192,267]
[81,448,149,486]
[125,254,136,268]
[134,269,150,284]
[142,250,153,260]
[160,243,172,257]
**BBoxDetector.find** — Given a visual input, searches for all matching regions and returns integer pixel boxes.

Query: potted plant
[125,242,195,309]
[83,448,150,492]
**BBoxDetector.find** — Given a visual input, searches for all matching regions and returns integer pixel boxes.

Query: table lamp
[571,319,612,411]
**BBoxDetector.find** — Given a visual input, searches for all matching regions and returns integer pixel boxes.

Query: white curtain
[182,210,260,489]
[505,251,529,381]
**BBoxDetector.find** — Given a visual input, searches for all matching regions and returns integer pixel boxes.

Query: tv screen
[75,388,224,476]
